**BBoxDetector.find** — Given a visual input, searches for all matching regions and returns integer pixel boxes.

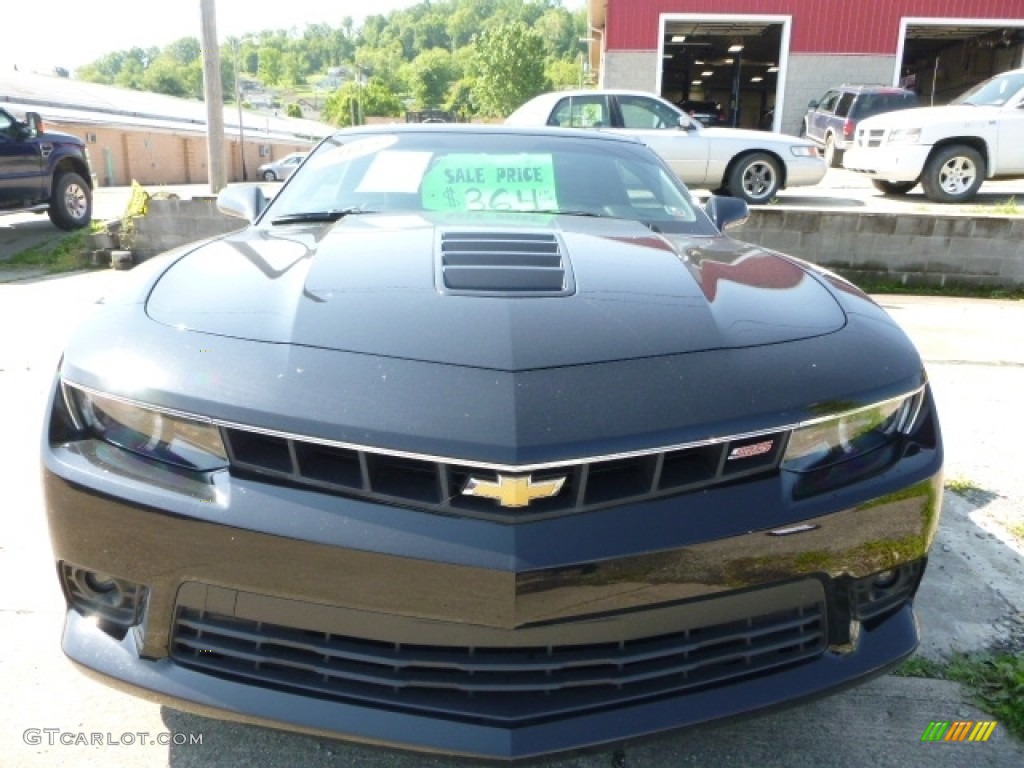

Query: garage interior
[900,24,1024,104]
[659,20,784,130]
[660,19,1024,131]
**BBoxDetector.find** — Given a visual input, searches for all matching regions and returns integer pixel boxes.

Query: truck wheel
[48,172,92,230]
[727,153,781,204]
[920,145,984,203]
[872,180,916,196]
[262,170,278,181]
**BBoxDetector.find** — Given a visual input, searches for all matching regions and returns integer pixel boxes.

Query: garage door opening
[659,15,790,132]
[898,19,1024,105]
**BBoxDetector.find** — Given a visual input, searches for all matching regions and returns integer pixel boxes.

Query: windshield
[263,129,718,236]
[952,71,1024,106]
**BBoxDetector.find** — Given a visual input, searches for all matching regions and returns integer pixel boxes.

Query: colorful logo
[920,721,997,742]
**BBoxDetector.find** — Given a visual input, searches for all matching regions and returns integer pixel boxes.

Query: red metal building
[586,0,1024,133]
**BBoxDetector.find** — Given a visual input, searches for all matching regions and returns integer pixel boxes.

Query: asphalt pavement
[1,171,1023,766]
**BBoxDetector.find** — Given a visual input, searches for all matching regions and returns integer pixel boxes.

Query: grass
[896,652,1024,739]
[946,476,983,496]
[970,196,1021,216]
[855,278,1024,301]
[2,224,102,275]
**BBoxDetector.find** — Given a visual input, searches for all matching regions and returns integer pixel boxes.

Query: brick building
[586,1,1024,134]
[1,71,331,187]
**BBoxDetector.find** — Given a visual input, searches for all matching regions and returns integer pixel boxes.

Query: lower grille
[170,596,826,725]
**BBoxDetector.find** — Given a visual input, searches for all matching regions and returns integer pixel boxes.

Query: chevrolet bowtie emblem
[462,473,566,508]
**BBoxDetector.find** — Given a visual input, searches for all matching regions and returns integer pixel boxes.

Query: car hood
[146,213,845,371]
[859,104,1003,130]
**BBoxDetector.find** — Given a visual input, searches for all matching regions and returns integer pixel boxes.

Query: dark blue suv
[801,85,919,168]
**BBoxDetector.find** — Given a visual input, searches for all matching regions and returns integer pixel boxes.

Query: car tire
[47,172,92,231]
[920,144,984,203]
[262,170,278,181]
[726,153,781,205]
[823,134,842,168]
[872,179,916,196]
[798,122,807,138]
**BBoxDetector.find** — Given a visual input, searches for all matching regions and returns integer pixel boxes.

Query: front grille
[855,128,886,148]
[222,428,787,521]
[170,597,826,725]
[437,231,574,295]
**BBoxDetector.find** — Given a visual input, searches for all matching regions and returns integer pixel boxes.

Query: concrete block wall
[603,51,659,93]
[121,198,1024,290]
[735,209,1024,289]
[127,198,245,261]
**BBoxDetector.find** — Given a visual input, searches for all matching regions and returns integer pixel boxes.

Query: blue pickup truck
[0,106,93,229]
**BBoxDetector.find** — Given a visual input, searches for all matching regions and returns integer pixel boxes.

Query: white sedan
[507,89,826,204]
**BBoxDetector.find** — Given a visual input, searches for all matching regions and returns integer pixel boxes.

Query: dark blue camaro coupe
[43,125,942,760]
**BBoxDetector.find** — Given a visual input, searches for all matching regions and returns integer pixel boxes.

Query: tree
[410,48,458,108]
[258,46,283,86]
[141,56,192,98]
[323,77,401,127]
[286,103,303,118]
[470,21,550,118]
[546,57,583,91]
[166,37,202,66]
[534,8,580,59]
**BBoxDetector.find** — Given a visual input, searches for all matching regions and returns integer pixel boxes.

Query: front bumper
[784,155,828,188]
[43,397,942,759]
[843,145,932,181]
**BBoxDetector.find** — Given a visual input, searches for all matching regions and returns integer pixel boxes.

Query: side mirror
[677,116,698,131]
[17,111,44,138]
[217,184,268,223]
[807,99,819,109]
[704,195,749,231]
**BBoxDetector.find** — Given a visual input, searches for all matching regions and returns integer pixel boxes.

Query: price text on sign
[422,154,559,212]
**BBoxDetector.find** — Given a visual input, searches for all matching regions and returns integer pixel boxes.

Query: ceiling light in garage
[728,44,744,52]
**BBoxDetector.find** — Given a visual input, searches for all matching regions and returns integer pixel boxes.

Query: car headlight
[66,384,227,472]
[790,145,820,158]
[887,128,922,144]
[782,393,922,473]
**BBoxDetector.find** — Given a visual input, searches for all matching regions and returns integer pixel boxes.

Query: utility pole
[200,0,227,192]
[233,40,247,181]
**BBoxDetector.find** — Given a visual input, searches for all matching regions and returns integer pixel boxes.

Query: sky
[4,0,584,75]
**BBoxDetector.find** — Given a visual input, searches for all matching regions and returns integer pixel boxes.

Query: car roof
[827,84,916,94]
[328,122,649,147]
[533,88,675,100]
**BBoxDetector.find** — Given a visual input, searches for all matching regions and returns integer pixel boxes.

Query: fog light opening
[83,571,121,600]
[59,562,149,639]
[872,569,899,589]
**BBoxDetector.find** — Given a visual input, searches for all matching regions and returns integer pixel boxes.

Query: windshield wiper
[520,209,607,218]
[270,207,378,225]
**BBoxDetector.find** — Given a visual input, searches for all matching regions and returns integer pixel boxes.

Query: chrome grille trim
[59,381,925,475]
[222,429,786,520]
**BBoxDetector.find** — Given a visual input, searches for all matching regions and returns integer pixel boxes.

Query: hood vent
[438,231,575,296]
